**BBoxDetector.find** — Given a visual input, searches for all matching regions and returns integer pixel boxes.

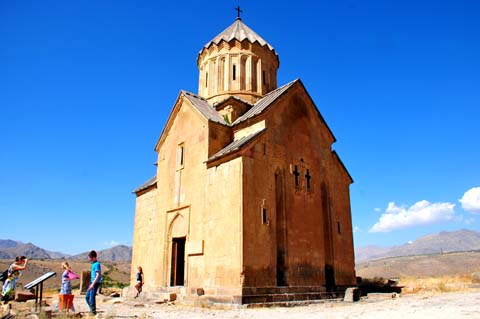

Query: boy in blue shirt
[86,250,102,315]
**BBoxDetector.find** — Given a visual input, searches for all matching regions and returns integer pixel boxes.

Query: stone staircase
[134,286,347,307]
[238,286,343,306]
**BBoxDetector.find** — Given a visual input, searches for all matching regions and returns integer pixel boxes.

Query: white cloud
[374,208,381,213]
[459,187,480,213]
[369,200,456,233]
[353,226,361,233]
[104,240,120,247]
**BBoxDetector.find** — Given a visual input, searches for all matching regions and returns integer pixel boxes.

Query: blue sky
[1,1,479,255]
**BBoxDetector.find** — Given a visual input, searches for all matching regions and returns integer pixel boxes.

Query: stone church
[131,17,356,304]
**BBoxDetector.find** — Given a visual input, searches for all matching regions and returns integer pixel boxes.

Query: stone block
[80,270,91,295]
[343,287,360,302]
[161,292,176,301]
[15,292,36,302]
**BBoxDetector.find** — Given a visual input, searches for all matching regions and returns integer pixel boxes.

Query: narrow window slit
[293,165,300,187]
[305,169,311,190]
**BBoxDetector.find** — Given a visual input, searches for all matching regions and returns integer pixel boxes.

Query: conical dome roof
[200,18,276,54]
[197,18,280,104]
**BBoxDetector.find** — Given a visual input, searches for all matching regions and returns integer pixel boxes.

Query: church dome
[200,18,277,54]
[197,18,280,104]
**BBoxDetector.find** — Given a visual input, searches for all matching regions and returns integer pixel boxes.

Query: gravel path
[65,290,480,319]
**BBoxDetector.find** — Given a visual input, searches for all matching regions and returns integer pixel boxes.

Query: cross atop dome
[235,5,243,19]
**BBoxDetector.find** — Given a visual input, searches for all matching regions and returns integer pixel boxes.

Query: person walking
[1,256,28,304]
[85,250,102,315]
[134,266,144,298]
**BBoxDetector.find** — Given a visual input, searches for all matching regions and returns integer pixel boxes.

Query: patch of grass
[399,275,472,294]
[101,270,128,289]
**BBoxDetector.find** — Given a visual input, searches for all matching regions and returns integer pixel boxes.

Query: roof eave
[332,150,354,184]
[206,129,266,166]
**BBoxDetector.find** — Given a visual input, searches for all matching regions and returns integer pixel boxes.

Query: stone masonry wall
[240,82,356,288]
[130,186,158,289]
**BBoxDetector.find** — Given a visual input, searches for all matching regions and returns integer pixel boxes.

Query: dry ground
[4,289,480,319]
[3,253,480,318]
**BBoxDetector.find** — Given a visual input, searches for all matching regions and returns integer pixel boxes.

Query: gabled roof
[182,91,227,125]
[133,176,157,194]
[232,79,299,125]
[155,79,336,151]
[212,95,253,110]
[207,128,266,163]
[154,91,229,151]
[201,18,276,53]
[231,78,337,143]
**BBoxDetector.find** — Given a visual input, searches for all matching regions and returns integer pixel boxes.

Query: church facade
[131,17,356,304]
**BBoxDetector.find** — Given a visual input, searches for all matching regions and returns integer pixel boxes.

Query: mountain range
[70,245,132,262]
[355,229,480,261]
[2,229,479,262]
[0,240,132,261]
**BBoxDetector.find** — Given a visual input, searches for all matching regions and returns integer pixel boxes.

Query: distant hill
[356,251,480,278]
[71,245,132,262]
[0,239,21,249]
[0,240,69,260]
[0,240,131,261]
[355,245,391,262]
[356,229,480,262]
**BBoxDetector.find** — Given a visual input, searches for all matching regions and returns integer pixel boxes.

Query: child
[86,250,102,315]
[59,262,78,312]
[134,266,144,298]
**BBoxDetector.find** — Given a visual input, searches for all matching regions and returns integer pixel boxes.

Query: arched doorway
[169,213,188,286]
[170,237,185,286]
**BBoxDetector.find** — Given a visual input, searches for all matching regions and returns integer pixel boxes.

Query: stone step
[177,291,344,307]
[241,291,342,304]
[242,286,327,295]
[244,298,344,308]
